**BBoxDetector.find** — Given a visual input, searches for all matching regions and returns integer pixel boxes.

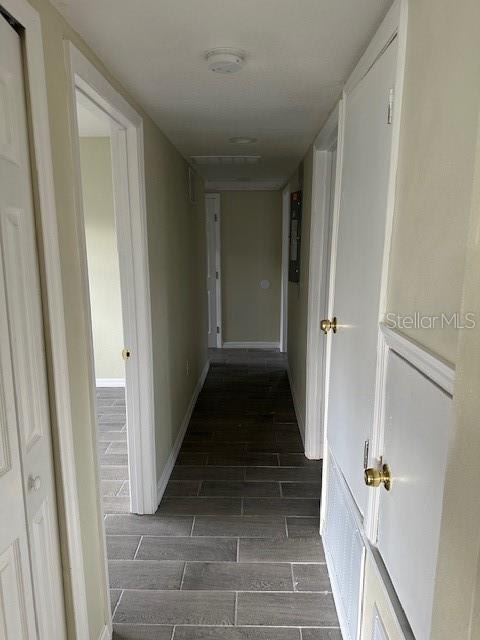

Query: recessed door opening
[75,93,131,513]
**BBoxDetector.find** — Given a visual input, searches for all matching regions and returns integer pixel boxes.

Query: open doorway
[76,95,130,512]
[67,43,156,520]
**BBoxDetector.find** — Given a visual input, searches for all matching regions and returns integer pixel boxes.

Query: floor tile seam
[110,560,327,566]
[113,587,333,595]
[133,535,144,559]
[111,623,341,629]
[111,589,124,620]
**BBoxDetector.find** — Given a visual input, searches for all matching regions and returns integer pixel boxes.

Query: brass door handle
[320,317,337,334]
[364,464,392,491]
[122,348,131,361]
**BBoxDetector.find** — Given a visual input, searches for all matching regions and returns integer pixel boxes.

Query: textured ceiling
[53,0,392,188]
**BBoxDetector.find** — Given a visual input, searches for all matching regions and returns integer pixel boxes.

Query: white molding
[314,104,340,150]
[66,43,157,520]
[0,0,89,636]
[96,378,126,388]
[287,367,305,446]
[344,0,403,95]
[205,180,284,191]
[222,341,280,350]
[379,324,455,395]
[98,624,111,640]
[280,185,290,353]
[157,361,210,503]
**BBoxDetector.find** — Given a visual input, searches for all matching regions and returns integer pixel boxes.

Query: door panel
[327,38,398,515]
[377,351,452,639]
[0,15,65,638]
[206,195,219,347]
[0,257,37,640]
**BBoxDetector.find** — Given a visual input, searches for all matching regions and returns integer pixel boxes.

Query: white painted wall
[79,137,125,380]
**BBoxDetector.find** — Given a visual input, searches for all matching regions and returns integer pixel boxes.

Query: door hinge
[363,439,370,470]
[216,326,220,334]
[387,88,394,125]
[214,214,218,222]
[216,271,219,280]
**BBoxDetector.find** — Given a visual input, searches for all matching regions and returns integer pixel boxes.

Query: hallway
[107,350,340,639]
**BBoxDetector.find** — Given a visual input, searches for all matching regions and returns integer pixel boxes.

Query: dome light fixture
[205,48,246,74]
[229,136,257,144]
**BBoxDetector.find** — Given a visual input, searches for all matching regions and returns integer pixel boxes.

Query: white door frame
[0,0,89,636]
[65,44,157,517]
[205,193,222,347]
[319,0,408,534]
[280,185,290,353]
[304,108,339,459]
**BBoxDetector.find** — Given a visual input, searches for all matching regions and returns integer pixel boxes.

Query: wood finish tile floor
[96,387,130,514]
[107,349,341,640]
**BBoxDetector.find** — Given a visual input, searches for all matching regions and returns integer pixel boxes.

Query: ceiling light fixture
[229,136,257,144]
[205,48,246,74]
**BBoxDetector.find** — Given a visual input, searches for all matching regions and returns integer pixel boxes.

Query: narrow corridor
[106,349,340,639]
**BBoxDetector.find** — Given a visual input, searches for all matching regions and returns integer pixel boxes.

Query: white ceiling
[53,0,392,188]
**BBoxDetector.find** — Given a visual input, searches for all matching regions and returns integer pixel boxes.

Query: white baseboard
[96,378,125,388]
[222,341,280,350]
[98,624,111,640]
[156,360,210,504]
[287,365,306,446]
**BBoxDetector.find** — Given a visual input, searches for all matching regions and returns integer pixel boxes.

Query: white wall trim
[222,341,280,350]
[344,0,403,95]
[0,0,89,636]
[280,185,290,353]
[157,361,210,503]
[96,378,126,388]
[98,624,111,640]
[380,324,455,395]
[65,43,157,518]
[304,110,339,459]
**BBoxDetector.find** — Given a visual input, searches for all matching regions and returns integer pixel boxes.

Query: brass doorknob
[364,464,392,491]
[320,317,337,334]
[122,348,131,361]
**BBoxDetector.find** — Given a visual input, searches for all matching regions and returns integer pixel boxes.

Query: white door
[326,38,398,515]
[205,194,220,347]
[0,15,66,638]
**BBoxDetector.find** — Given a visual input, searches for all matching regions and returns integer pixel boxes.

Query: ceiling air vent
[190,155,261,166]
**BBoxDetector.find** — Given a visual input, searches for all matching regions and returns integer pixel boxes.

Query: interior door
[0,15,65,638]
[326,37,398,515]
[205,194,219,347]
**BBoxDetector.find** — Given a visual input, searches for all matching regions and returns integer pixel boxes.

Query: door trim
[280,185,290,353]
[205,193,222,348]
[65,43,157,518]
[0,0,89,636]
[304,107,339,459]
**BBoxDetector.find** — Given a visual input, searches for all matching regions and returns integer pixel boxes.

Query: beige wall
[387,0,480,365]
[220,191,282,344]
[26,1,207,637]
[79,137,125,380]
[287,148,314,431]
